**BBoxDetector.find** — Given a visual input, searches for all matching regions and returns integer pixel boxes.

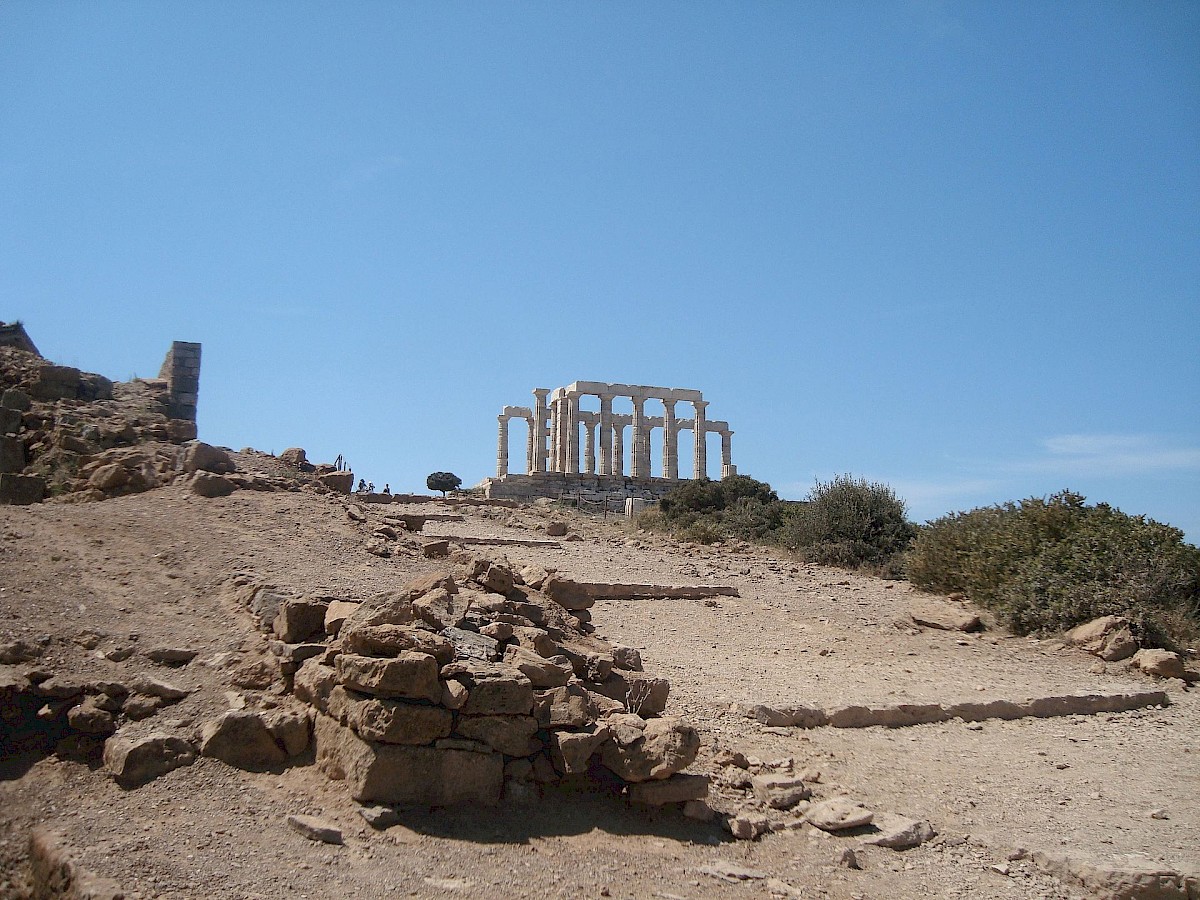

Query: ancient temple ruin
[478,381,735,501]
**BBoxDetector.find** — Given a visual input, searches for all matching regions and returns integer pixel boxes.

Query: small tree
[426,472,462,497]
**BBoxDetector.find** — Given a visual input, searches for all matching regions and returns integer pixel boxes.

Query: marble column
[662,400,678,479]
[692,400,708,479]
[532,389,549,474]
[612,423,624,476]
[550,397,562,473]
[584,419,596,475]
[525,416,536,473]
[630,397,646,478]
[720,430,735,478]
[566,393,580,474]
[598,393,613,476]
[496,415,509,478]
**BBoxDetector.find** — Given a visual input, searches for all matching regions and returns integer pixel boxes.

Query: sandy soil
[1,478,1196,899]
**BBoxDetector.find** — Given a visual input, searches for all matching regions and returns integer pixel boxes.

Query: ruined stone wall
[158,341,201,423]
[478,473,681,503]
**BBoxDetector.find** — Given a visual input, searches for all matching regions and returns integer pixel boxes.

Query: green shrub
[908,490,1200,648]
[656,475,781,541]
[775,475,915,571]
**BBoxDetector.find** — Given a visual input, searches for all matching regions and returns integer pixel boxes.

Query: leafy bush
[907,490,1200,648]
[650,475,783,542]
[775,475,915,572]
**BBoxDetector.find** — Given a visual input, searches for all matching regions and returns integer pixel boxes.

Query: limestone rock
[340,624,454,665]
[600,714,700,782]
[191,472,237,498]
[336,653,442,703]
[548,724,610,775]
[143,647,199,666]
[628,773,710,805]
[67,699,116,735]
[323,599,360,637]
[359,805,401,829]
[591,671,670,717]
[1132,648,1187,680]
[129,675,190,701]
[442,626,499,662]
[181,441,235,475]
[612,645,643,672]
[441,661,533,716]
[329,686,453,744]
[286,814,343,844]
[726,812,771,841]
[104,732,196,787]
[318,471,353,494]
[502,645,571,688]
[545,521,568,537]
[422,540,451,558]
[414,588,474,630]
[266,709,312,756]
[88,463,129,492]
[440,679,469,710]
[293,660,339,713]
[1065,615,1139,662]
[279,447,308,468]
[909,599,981,632]
[534,684,598,728]
[200,710,287,769]
[518,565,552,589]
[751,774,811,809]
[541,575,594,612]
[805,798,874,831]
[861,812,936,849]
[274,597,329,644]
[314,713,503,805]
[455,715,540,757]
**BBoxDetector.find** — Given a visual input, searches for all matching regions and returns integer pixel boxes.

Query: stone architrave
[692,400,708,480]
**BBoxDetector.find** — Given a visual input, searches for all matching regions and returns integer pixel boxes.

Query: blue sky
[3,2,1198,540]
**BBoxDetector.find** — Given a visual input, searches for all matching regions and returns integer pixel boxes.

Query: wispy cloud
[1014,434,1200,478]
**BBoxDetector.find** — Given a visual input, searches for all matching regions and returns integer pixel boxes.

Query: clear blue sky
[3,2,1197,540]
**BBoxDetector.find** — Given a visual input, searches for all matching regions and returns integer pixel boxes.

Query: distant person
[383,484,391,494]
[368,482,375,493]
[357,479,366,492]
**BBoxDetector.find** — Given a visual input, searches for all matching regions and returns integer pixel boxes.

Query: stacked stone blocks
[158,341,201,423]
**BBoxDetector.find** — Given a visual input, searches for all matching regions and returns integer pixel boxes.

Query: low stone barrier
[583,583,740,601]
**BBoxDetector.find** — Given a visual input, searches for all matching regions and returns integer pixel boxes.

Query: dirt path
[2,486,1196,899]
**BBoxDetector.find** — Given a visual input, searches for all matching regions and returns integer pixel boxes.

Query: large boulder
[909,599,981,632]
[200,710,287,769]
[336,653,442,703]
[441,661,533,716]
[274,597,330,644]
[340,623,454,664]
[328,686,453,744]
[455,715,540,757]
[1066,616,1139,662]
[314,714,503,805]
[0,473,45,505]
[104,732,196,788]
[191,472,237,498]
[599,714,699,782]
[1132,648,1187,680]
[541,575,594,612]
[502,645,572,689]
[181,441,235,474]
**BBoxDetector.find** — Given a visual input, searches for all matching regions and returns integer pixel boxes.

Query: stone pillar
[662,400,678,479]
[630,397,646,478]
[566,393,580,474]
[525,416,536,474]
[550,397,562,473]
[556,396,569,473]
[584,419,596,475]
[159,341,202,422]
[598,394,613,476]
[496,415,509,478]
[532,389,549,474]
[720,430,736,479]
[692,400,708,480]
[612,423,624,476]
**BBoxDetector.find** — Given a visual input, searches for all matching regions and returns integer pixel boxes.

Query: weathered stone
[503,645,571,688]
[726,812,771,841]
[0,388,31,411]
[629,774,710,805]
[28,827,126,900]
[323,599,360,637]
[805,798,874,831]
[33,677,86,700]
[1132,648,1187,680]
[440,679,469,710]
[104,732,196,787]
[545,521,568,537]
[555,635,614,681]
[456,715,540,757]
[477,562,515,594]
[67,698,116,735]
[358,805,401,829]
[340,624,454,665]
[88,463,128,492]
[541,575,594,611]
[909,599,981,632]
[286,814,343,844]
[751,774,811,809]
[314,714,503,805]
[534,684,598,728]
[441,661,533,715]
[508,626,558,657]
[442,626,499,662]
[518,565,552,589]
[200,710,287,769]
[191,472,237,498]
[181,441,235,474]
[129,675,190,701]
[422,540,451,558]
[612,645,643,672]
[548,724,610,775]
[480,622,513,641]
[861,812,936,849]
[1066,615,1140,662]
[318,471,354,494]
[414,588,474,630]
[0,639,41,664]
[121,695,166,720]
[274,597,329,643]
[144,647,199,666]
[293,660,339,713]
[1030,849,1199,900]
[279,447,308,468]
[591,671,669,717]
[0,472,45,505]
[266,709,312,756]
[336,653,441,703]
[600,714,700,782]
[328,686,452,744]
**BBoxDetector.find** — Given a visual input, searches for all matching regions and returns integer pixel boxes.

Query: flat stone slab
[423,535,562,548]
[741,690,1169,730]
[583,583,740,600]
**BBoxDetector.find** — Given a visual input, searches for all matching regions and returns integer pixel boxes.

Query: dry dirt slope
[1,477,1197,899]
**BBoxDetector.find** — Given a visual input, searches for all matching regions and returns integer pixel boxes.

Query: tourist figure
[383,484,390,494]
[368,482,375,493]
[357,479,366,492]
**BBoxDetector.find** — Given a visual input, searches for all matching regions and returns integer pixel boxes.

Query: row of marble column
[496,390,734,480]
